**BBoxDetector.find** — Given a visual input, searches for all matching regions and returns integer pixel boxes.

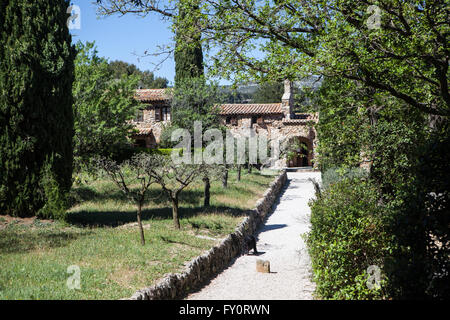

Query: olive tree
[149,154,205,229]
[96,153,157,245]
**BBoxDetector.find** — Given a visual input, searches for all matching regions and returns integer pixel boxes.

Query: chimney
[281,79,293,120]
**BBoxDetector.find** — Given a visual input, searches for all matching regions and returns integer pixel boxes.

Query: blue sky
[70,0,176,85]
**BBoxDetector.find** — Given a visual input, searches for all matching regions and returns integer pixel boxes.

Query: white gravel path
[187,171,320,300]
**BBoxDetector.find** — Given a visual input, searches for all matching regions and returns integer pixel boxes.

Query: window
[226,116,231,125]
[135,109,144,122]
[231,117,238,126]
[162,107,171,121]
[155,106,171,121]
[251,116,257,127]
[257,116,264,125]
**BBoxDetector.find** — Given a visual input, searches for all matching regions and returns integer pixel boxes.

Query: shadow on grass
[0,228,93,254]
[70,186,204,207]
[66,205,250,228]
[159,235,206,249]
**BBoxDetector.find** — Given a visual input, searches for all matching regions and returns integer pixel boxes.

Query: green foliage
[37,158,69,220]
[107,60,168,88]
[155,148,182,157]
[115,146,184,160]
[309,71,449,299]
[219,86,253,104]
[94,0,450,300]
[252,81,283,103]
[174,0,204,86]
[0,0,75,217]
[202,0,449,117]
[307,177,389,299]
[313,77,369,172]
[159,123,181,148]
[384,125,450,299]
[321,167,369,191]
[170,77,223,139]
[72,41,140,171]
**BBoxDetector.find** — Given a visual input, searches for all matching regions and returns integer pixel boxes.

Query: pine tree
[0,0,75,217]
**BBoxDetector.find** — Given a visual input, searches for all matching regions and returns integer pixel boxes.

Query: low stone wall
[127,170,288,300]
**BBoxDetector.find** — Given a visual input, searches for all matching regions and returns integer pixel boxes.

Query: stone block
[256,259,271,273]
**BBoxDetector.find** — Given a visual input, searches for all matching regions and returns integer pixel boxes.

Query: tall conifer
[174,0,204,86]
[0,0,75,217]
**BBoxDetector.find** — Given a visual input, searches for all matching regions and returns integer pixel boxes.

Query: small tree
[202,174,211,207]
[222,164,229,188]
[199,164,223,207]
[96,153,157,245]
[150,155,204,229]
[169,77,224,208]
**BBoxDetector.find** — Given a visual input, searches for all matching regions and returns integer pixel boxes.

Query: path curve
[187,171,320,300]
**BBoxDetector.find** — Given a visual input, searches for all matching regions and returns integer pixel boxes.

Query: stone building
[132,81,318,168]
[131,88,172,148]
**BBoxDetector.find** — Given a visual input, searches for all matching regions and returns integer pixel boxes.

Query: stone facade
[125,170,287,300]
[131,89,172,148]
[130,101,171,148]
[133,81,318,168]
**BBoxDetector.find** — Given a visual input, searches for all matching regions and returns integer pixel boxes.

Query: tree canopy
[199,0,449,116]
[108,60,169,88]
[72,42,140,170]
[97,0,449,116]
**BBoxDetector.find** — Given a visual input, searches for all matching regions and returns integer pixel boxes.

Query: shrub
[159,124,181,149]
[307,177,389,299]
[37,159,69,220]
[384,128,450,299]
[108,145,184,164]
[321,167,368,190]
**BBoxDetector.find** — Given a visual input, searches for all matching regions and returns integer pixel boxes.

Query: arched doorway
[287,136,313,167]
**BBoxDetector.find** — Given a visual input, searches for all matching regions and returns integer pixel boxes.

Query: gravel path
[187,171,320,300]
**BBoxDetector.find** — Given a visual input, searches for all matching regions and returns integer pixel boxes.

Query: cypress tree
[174,0,204,86]
[0,0,75,217]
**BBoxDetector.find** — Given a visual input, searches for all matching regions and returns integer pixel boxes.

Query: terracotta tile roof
[219,103,283,115]
[135,89,171,102]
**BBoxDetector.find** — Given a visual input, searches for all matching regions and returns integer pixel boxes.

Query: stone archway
[287,136,313,168]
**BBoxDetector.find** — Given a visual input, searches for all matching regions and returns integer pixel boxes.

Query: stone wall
[125,170,288,300]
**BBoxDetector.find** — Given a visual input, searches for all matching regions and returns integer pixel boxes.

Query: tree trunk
[171,196,180,229]
[237,165,242,181]
[203,176,210,207]
[222,167,228,188]
[137,203,145,245]
[247,163,252,174]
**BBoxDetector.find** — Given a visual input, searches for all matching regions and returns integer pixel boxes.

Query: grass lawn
[0,169,278,300]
